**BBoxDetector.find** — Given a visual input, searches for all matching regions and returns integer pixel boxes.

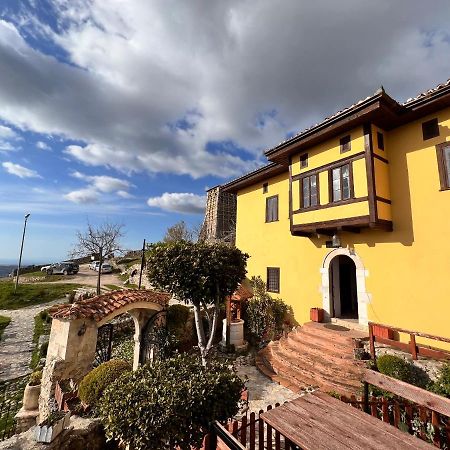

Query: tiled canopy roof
[404,77,450,105]
[49,289,170,322]
[231,283,253,302]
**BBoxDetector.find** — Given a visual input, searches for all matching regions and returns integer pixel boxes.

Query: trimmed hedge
[78,359,131,407]
[376,354,429,389]
[99,354,245,450]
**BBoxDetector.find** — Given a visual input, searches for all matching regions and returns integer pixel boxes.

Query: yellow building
[222,81,450,340]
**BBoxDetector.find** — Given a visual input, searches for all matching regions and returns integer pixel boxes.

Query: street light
[14,213,31,293]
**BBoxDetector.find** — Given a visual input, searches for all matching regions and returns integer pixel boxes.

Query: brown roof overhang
[221,162,286,193]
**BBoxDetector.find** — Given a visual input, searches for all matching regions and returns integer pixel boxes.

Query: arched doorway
[329,255,358,319]
[321,248,370,326]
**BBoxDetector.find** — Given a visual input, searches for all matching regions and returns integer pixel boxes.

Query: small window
[331,164,351,202]
[422,118,439,140]
[436,143,450,190]
[300,153,308,169]
[377,132,384,150]
[265,195,279,222]
[262,182,268,194]
[340,135,351,153]
[301,174,318,208]
[267,267,280,293]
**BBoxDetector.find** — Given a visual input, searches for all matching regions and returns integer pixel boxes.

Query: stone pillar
[39,318,97,421]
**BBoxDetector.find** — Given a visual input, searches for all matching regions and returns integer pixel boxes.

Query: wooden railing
[361,369,450,448]
[368,321,450,363]
[204,403,296,450]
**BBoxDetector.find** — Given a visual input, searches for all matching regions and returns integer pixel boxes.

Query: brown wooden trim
[222,163,286,193]
[288,156,293,229]
[293,196,368,214]
[375,196,391,204]
[292,215,371,231]
[266,267,280,293]
[291,216,393,235]
[436,142,450,190]
[363,123,377,222]
[373,153,389,164]
[291,151,365,180]
[364,369,450,417]
[265,194,279,223]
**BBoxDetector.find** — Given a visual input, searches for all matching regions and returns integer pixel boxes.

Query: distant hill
[0,265,15,278]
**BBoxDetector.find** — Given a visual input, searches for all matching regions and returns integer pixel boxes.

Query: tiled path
[0,299,64,382]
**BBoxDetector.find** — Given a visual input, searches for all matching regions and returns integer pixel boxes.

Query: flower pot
[22,384,41,411]
[35,412,70,443]
[310,307,324,323]
[55,380,78,411]
[372,324,394,340]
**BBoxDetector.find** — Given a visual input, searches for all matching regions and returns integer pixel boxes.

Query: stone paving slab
[0,299,65,382]
[236,363,299,412]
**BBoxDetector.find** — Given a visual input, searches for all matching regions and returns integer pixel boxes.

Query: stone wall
[0,417,111,450]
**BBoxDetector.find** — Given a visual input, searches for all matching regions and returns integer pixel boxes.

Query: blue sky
[1,1,450,263]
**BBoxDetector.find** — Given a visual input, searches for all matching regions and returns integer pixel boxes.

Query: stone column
[39,317,97,421]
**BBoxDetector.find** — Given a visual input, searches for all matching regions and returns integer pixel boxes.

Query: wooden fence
[203,391,450,449]
[368,322,450,363]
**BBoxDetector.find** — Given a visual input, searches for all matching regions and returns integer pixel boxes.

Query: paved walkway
[0,299,64,382]
[235,359,299,412]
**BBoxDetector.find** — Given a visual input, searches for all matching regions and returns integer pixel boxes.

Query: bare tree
[163,221,193,243]
[72,221,125,295]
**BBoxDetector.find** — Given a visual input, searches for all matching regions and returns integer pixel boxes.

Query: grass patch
[0,282,80,310]
[30,310,52,369]
[0,315,11,340]
[21,271,67,282]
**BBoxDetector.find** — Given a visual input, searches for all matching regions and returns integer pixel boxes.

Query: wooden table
[260,391,433,449]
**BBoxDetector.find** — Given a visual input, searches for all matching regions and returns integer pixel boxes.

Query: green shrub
[167,304,196,351]
[430,363,450,398]
[29,370,42,386]
[99,353,245,450]
[244,276,294,345]
[78,359,131,407]
[376,354,429,389]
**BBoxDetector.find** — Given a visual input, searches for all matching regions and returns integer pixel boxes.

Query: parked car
[46,262,77,276]
[89,261,99,270]
[40,265,51,272]
[62,261,79,273]
[99,263,113,274]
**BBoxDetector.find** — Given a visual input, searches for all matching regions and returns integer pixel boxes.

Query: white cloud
[71,171,131,193]
[0,3,450,179]
[2,161,41,178]
[147,192,206,214]
[36,141,51,150]
[0,125,17,139]
[117,190,134,199]
[64,187,98,204]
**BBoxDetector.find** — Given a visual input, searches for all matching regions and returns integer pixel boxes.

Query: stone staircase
[256,321,368,396]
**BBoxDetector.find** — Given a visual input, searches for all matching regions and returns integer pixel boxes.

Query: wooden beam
[363,370,450,417]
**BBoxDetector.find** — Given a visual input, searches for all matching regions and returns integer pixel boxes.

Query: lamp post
[14,213,30,293]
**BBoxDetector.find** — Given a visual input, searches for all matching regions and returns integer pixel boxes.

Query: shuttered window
[265,195,279,222]
[436,143,450,190]
[331,164,351,202]
[267,267,280,293]
[340,135,351,153]
[301,174,318,208]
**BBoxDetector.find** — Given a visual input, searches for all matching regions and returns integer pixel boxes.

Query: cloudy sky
[1,0,450,262]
